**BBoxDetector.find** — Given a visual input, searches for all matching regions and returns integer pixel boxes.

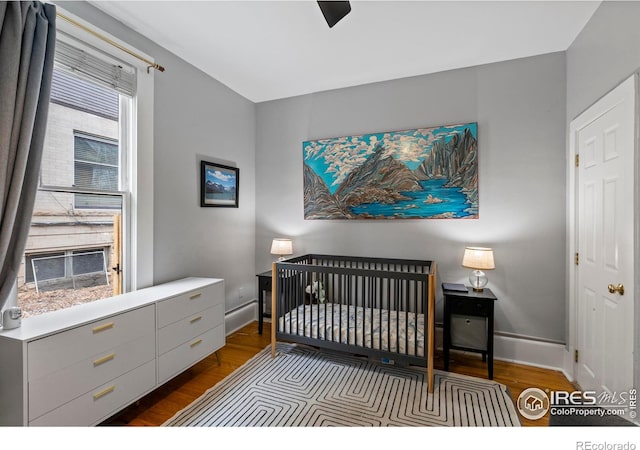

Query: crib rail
[270,254,436,392]
[287,254,434,274]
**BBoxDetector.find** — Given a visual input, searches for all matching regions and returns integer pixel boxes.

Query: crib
[270,254,436,393]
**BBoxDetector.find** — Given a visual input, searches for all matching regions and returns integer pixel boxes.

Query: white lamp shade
[270,238,293,256]
[462,247,495,270]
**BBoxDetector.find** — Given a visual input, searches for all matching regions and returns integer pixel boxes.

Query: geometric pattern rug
[163,343,520,427]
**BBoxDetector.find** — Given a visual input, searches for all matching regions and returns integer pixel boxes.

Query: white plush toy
[305,281,325,303]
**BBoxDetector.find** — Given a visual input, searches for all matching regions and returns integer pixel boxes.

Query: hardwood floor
[441,343,577,426]
[103,321,576,427]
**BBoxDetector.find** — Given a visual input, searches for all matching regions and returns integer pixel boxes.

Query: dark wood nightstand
[442,284,497,379]
[256,271,272,334]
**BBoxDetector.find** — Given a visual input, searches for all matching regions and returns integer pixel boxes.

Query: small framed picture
[200,160,239,207]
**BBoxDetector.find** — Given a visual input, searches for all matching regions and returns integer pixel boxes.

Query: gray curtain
[0,2,56,310]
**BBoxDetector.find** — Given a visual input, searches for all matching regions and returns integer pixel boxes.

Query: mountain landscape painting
[200,160,239,208]
[303,123,478,219]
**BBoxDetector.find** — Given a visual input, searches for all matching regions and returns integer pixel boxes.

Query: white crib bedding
[278,303,425,358]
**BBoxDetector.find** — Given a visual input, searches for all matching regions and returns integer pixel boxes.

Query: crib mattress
[278,303,425,358]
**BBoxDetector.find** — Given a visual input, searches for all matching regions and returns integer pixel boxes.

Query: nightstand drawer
[261,277,272,290]
[451,315,487,350]
[447,297,491,316]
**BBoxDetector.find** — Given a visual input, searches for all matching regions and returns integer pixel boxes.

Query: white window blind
[54,39,136,97]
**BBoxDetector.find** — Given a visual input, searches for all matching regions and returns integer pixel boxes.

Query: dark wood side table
[256,271,272,334]
[442,285,497,379]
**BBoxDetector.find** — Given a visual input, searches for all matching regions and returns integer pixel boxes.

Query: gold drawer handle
[93,353,116,367]
[93,385,115,400]
[189,293,202,300]
[92,322,114,333]
[190,339,202,348]
[190,316,202,324]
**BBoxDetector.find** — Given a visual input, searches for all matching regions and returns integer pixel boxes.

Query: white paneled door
[573,75,635,395]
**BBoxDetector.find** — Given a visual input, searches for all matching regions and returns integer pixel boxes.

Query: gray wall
[256,53,567,342]
[60,2,257,313]
[567,1,640,121]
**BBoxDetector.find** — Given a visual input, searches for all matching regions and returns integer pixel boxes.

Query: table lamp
[271,238,293,261]
[462,247,495,292]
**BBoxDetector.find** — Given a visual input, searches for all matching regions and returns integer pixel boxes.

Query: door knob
[608,283,625,295]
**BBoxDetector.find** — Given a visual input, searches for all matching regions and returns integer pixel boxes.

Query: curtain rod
[56,12,166,73]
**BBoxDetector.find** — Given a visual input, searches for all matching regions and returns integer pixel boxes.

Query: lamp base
[469,269,488,292]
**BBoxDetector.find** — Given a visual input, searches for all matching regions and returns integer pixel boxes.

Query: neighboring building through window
[74,133,120,209]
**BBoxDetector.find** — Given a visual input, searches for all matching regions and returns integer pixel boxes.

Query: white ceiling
[88,0,601,103]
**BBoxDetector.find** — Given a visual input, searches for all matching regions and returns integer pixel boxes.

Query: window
[12,9,155,318]
[24,252,65,284]
[74,133,120,209]
[72,249,108,277]
[18,33,134,317]
[24,248,109,289]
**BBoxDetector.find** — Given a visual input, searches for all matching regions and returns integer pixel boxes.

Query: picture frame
[200,160,239,208]
[302,122,478,220]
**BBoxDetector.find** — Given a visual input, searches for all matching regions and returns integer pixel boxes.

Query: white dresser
[0,277,224,426]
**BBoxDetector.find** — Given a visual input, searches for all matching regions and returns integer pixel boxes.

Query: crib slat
[360,274,364,348]
[395,278,399,353]
[304,270,309,339]
[371,275,375,351]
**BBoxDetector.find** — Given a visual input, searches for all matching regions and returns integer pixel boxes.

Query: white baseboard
[562,347,575,382]
[435,327,568,374]
[493,334,566,372]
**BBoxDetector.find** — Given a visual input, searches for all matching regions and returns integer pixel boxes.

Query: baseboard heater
[224,300,257,335]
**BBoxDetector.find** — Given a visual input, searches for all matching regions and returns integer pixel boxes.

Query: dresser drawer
[158,324,224,384]
[28,332,156,421]
[157,282,223,328]
[29,359,156,426]
[158,303,223,355]
[28,305,155,381]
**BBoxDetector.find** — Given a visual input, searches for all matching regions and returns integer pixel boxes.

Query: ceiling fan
[317,1,352,28]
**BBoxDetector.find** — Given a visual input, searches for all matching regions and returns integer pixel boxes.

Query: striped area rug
[163,343,520,427]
